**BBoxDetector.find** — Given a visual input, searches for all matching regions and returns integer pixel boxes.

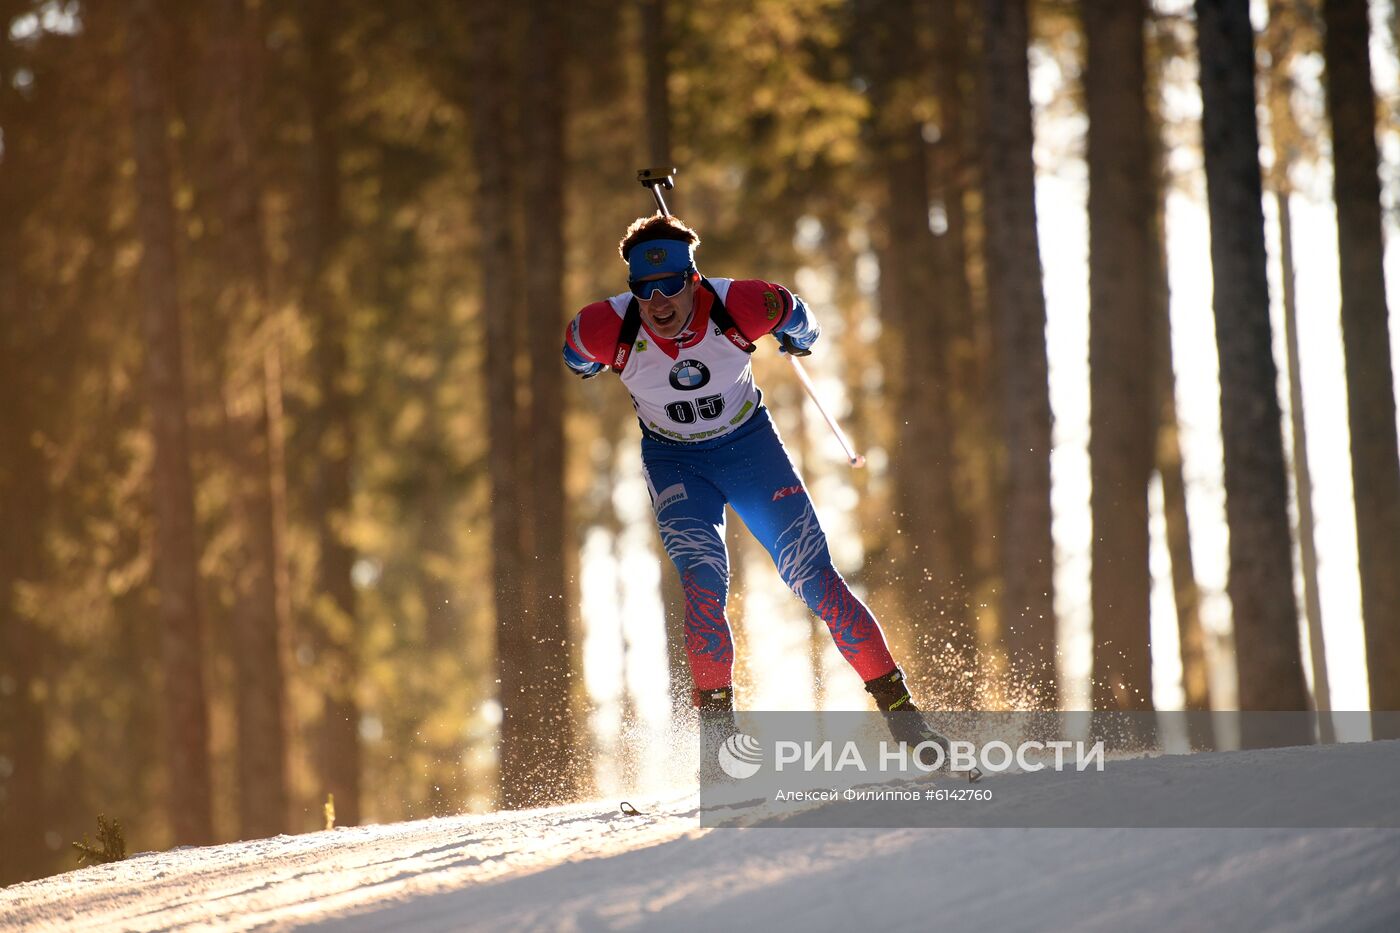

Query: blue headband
[628,239,696,280]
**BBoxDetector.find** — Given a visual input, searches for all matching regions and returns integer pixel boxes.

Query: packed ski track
[3,742,1400,932]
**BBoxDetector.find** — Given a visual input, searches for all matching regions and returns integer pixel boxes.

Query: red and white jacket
[564,278,801,443]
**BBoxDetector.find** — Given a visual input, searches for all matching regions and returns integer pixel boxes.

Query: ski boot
[696,685,739,785]
[864,667,981,781]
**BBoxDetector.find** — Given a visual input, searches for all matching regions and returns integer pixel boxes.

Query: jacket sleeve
[723,280,820,350]
[562,301,621,377]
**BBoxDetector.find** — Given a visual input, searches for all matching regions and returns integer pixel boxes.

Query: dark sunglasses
[629,268,694,300]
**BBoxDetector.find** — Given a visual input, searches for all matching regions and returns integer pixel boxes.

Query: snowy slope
[3,741,1400,932]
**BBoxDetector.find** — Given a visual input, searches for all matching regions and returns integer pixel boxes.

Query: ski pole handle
[787,354,865,468]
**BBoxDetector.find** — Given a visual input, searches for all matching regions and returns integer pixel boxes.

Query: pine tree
[1195,0,1310,733]
[125,0,216,843]
[977,0,1058,703]
[1320,0,1400,731]
[638,0,693,714]
[520,0,586,801]
[205,0,293,836]
[857,0,974,699]
[1266,0,1333,739]
[1084,0,1157,716]
[298,0,362,825]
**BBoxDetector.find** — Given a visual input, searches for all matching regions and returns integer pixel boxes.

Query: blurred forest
[3,0,1400,885]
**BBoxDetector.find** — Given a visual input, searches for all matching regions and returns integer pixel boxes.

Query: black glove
[777,331,812,357]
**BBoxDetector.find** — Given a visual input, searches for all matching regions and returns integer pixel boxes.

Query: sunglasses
[629,268,694,300]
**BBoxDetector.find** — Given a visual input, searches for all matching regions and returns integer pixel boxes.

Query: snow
[3,741,1399,932]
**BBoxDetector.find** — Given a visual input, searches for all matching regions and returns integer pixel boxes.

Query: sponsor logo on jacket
[764,290,781,320]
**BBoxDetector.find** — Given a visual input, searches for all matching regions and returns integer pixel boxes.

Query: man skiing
[561,214,941,750]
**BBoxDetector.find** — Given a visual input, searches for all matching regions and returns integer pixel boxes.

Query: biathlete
[561,213,940,746]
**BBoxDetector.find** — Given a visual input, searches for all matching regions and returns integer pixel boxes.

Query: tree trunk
[1194,0,1310,732]
[1153,216,1215,741]
[1083,0,1156,715]
[208,0,292,835]
[1156,354,1215,717]
[126,0,216,844]
[0,211,52,884]
[0,14,58,882]
[640,0,674,181]
[1265,0,1330,737]
[1148,5,1214,745]
[463,1,538,808]
[978,0,1058,704]
[1321,0,1400,730]
[299,0,362,825]
[860,0,974,700]
[931,0,999,683]
[1276,191,1334,740]
[638,0,691,712]
[519,0,584,801]
[417,439,466,816]
[0,466,48,884]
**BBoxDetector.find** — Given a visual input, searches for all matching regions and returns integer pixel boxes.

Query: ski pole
[786,354,866,469]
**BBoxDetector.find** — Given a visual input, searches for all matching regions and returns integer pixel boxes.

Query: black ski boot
[696,686,739,785]
[864,667,980,781]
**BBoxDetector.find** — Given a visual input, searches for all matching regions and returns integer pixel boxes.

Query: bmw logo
[669,359,710,390]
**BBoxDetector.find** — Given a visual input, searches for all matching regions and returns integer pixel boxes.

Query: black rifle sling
[699,279,756,353]
[610,298,643,374]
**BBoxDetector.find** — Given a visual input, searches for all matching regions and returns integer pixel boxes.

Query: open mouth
[651,308,677,328]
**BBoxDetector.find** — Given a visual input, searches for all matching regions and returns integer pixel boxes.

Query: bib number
[665,394,725,425]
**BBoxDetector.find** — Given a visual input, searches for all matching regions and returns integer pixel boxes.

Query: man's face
[634,271,697,339]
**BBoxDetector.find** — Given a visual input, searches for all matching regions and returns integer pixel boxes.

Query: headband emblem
[645,247,668,265]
